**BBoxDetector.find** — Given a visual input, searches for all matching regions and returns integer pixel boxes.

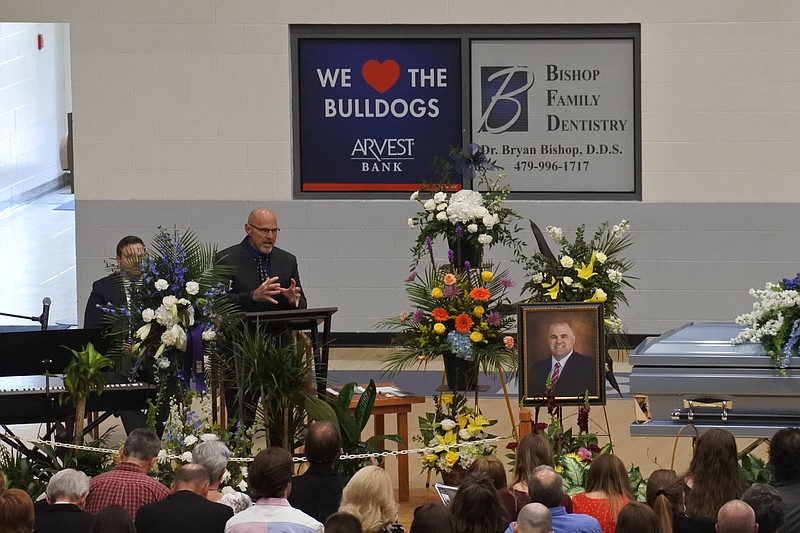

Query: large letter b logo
[479,66,534,134]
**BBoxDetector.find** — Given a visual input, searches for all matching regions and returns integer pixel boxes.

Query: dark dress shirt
[287,463,349,523]
[34,502,93,533]
[135,490,233,533]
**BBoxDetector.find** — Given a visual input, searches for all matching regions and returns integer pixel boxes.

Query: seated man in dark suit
[135,463,233,533]
[288,421,348,523]
[529,321,597,398]
[83,235,144,328]
[35,468,93,533]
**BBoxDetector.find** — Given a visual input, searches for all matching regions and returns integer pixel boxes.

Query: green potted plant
[63,342,113,444]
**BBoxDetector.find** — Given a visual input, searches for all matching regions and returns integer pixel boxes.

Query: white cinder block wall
[0,22,70,203]
[4,1,800,334]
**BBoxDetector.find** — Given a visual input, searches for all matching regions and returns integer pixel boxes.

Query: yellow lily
[456,414,470,429]
[584,288,608,303]
[423,453,439,465]
[436,431,457,446]
[576,251,597,280]
[544,277,560,300]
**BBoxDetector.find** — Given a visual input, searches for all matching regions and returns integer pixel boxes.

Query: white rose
[595,251,607,263]
[200,433,219,442]
[424,199,436,211]
[237,480,248,491]
[482,214,496,229]
[157,449,168,463]
[408,218,415,228]
[560,256,574,268]
[142,308,155,322]
[185,281,200,295]
[162,295,178,308]
[477,234,493,245]
[184,435,198,446]
[410,191,420,201]
[433,191,447,203]
[436,211,448,221]
[154,279,169,291]
[467,224,478,233]
[202,329,217,341]
[157,357,170,369]
[563,276,573,286]
[427,214,434,221]
[440,419,456,431]
[459,429,471,440]
[436,202,447,211]
[180,451,193,462]
[474,206,489,219]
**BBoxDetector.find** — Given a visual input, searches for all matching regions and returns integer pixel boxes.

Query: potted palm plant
[62,342,113,444]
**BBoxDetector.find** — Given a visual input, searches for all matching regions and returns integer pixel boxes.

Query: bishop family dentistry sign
[291,25,640,198]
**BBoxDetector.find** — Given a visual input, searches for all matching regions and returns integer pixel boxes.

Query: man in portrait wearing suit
[217,207,306,312]
[135,463,233,533]
[83,235,145,328]
[529,320,597,398]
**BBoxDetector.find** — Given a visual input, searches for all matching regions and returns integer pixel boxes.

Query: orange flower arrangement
[469,287,491,301]
[431,308,450,322]
[455,313,474,333]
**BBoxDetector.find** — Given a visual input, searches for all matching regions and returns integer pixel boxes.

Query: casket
[629,321,800,438]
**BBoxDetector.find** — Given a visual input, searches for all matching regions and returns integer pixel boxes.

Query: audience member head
[741,483,785,533]
[527,465,563,509]
[645,469,686,533]
[45,468,90,506]
[684,428,744,519]
[249,447,293,501]
[339,465,398,533]
[467,456,507,490]
[120,428,162,470]
[325,512,364,533]
[305,421,342,465]
[769,427,800,484]
[584,453,635,517]
[512,433,555,487]
[450,475,508,533]
[616,501,660,533]
[716,500,757,533]
[0,488,34,533]
[115,235,145,274]
[89,504,136,533]
[514,502,552,533]
[410,503,454,533]
[192,439,231,486]
[173,463,210,496]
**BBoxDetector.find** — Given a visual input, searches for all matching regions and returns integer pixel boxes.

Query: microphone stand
[0,310,45,329]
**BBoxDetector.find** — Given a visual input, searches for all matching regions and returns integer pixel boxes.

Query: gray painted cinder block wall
[76,198,800,336]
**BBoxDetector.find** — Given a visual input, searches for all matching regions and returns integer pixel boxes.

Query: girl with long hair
[571,454,634,533]
[450,476,508,533]
[646,469,715,533]
[682,428,747,520]
[409,503,454,533]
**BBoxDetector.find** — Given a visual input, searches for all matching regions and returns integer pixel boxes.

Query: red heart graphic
[362,59,400,94]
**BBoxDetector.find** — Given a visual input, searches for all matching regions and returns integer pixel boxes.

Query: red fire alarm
[38,34,44,50]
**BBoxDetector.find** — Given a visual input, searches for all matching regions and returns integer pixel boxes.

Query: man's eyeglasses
[248,224,280,235]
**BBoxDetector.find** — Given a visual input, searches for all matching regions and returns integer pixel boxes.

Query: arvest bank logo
[478,66,535,134]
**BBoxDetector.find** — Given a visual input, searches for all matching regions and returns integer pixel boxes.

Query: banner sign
[471,39,636,194]
[296,39,462,192]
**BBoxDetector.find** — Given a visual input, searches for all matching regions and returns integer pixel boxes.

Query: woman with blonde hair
[339,465,402,533]
[682,428,747,520]
[571,454,634,533]
[646,469,715,533]
[497,433,571,520]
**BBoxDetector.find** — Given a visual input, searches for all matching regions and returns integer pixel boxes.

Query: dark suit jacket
[135,490,233,533]
[217,237,307,312]
[287,463,348,523]
[84,273,125,328]
[34,502,94,533]
[529,351,597,398]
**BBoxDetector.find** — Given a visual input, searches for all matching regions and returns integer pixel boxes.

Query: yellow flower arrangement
[415,392,497,474]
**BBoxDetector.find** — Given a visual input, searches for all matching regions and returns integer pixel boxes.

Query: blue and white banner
[297,39,462,192]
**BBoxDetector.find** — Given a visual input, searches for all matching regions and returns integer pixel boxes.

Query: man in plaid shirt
[85,428,170,519]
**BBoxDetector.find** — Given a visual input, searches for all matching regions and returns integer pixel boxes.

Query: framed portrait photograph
[518,302,605,406]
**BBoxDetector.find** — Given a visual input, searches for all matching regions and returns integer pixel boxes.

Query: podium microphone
[40,297,51,331]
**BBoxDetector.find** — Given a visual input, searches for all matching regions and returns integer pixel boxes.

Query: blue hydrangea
[447,330,474,361]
